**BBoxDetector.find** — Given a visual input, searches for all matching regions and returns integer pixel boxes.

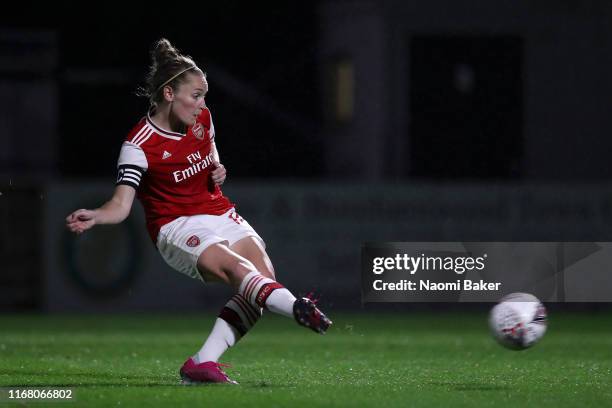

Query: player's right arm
[65,185,136,234]
[66,135,149,235]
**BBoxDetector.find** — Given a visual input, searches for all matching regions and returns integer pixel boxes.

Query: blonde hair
[137,38,204,106]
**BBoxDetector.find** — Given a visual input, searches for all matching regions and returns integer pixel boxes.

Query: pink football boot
[179,358,238,385]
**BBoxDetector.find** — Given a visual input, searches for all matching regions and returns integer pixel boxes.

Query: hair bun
[152,38,180,64]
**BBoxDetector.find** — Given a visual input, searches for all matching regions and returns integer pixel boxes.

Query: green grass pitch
[0,312,611,407]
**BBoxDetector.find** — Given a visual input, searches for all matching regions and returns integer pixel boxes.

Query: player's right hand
[65,209,97,234]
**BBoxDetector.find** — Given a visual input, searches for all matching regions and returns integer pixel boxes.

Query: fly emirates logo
[173,151,214,183]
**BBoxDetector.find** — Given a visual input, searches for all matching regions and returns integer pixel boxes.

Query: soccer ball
[489,292,547,350]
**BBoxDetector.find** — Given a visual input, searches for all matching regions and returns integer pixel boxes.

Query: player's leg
[191,293,260,363]
[230,236,275,280]
[197,243,332,331]
[179,245,262,384]
[197,243,292,316]
[161,214,331,384]
[227,224,333,334]
[195,242,254,286]
[227,238,332,333]
[230,237,296,317]
[191,238,274,366]
[181,291,259,384]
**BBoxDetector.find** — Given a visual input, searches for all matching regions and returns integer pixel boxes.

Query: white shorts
[156,209,264,281]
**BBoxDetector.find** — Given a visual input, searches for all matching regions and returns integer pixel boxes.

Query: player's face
[172,73,208,126]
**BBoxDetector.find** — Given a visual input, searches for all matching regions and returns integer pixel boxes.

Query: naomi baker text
[372,279,501,291]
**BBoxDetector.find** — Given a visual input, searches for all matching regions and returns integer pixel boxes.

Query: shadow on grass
[1,381,295,388]
[429,381,511,391]
[239,380,294,389]
[1,382,178,387]
[0,369,173,387]
[0,370,294,389]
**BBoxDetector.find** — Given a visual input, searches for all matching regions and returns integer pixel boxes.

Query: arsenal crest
[192,123,204,140]
[186,235,201,247]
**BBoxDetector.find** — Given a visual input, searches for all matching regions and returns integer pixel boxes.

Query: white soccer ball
[489,292,547,350]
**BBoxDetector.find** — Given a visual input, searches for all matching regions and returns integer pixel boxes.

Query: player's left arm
[210,141,226,185]
[207,109,226,185]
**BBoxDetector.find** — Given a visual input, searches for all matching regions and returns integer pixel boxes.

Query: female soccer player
[65,38,332,385]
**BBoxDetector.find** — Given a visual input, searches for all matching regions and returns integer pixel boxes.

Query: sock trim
[226,299,254,327]
[232,294,260,324]
[244,274,265,301]
[256,282,285,307]
[219,307,248,336]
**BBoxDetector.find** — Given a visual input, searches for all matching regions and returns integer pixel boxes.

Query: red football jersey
[116,108,234,242]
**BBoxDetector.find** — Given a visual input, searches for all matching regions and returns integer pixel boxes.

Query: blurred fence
[2,181,612,312]
[10,181,605,312]
[0,185,42,310]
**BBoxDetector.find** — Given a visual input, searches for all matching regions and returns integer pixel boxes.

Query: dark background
[1,3,324,179]
[4,1,612,182]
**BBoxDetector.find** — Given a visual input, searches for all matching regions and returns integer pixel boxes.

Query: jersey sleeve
[116,142,149,189]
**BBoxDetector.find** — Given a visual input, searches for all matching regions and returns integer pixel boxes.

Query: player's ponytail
[137,38,204,107]
[153,38,181,64]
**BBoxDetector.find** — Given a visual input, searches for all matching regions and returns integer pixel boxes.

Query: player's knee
[227,257,257,284]
[220,253,257,284]
[196,244,234,284]
[196,243,259,286]
[260,262,275,280]
[230,237,275,280]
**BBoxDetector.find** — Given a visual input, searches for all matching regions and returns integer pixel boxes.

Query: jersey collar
[146,110,187,138]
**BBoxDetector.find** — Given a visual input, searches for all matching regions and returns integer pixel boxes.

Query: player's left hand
[211,161,227,185]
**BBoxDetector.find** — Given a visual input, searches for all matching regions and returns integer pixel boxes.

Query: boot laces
[305,291,320,305]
